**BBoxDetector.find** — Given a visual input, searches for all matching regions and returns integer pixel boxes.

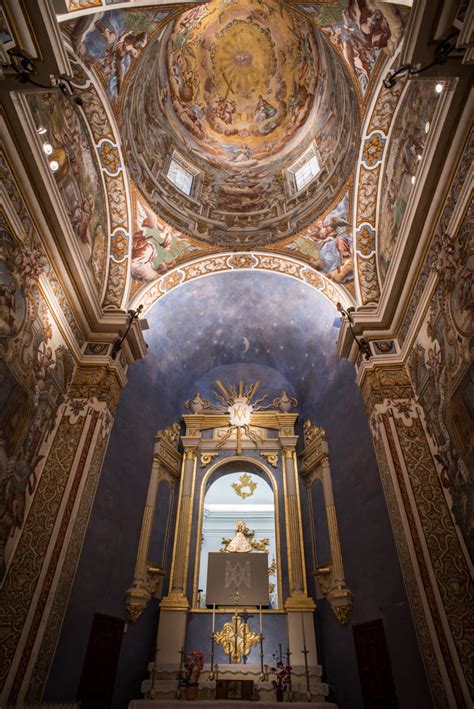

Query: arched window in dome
[196,470,279,609]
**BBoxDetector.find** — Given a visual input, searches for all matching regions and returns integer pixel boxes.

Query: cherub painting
[285,196,353,283]
[69,9,168,100]
[131,198,198,283]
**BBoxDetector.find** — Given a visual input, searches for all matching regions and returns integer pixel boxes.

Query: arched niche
[193,457,282,610]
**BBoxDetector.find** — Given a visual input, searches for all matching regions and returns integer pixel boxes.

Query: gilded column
[156,431,199,664]
[283,447,306,597]
[279,417,317,667]
[320,458,352,623]
[126,423,181,622]
[301,422,352,625]
[166,447,197,601]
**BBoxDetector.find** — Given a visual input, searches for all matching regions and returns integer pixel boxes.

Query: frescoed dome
[121,0,360,247]
[166,0,319,164]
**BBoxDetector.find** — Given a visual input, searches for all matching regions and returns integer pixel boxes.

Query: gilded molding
[200,452,219,468]
[260,452,279,468]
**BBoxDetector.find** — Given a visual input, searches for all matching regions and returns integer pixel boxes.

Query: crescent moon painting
[241,336,250,354]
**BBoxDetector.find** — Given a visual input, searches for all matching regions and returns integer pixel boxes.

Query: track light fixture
[336,303,371,360]
[111,305,144,360]
[1,48,83,105]
[383,31,459,90]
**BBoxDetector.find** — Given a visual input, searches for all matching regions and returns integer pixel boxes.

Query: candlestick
[286,645,293,702]
[212,603,216,633]
[302,647,311,702]
[300,611,306,648]
[259,604,263,634]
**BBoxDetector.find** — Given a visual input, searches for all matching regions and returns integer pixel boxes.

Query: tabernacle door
[206,552,269,606]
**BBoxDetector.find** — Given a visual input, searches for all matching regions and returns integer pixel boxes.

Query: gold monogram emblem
[232,473,257,499]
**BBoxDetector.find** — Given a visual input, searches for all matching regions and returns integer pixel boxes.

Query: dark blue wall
[45,272,431,708]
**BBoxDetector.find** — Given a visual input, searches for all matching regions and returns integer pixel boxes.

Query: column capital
[67,364,124,414]
[279,436,298,452]
[183,448,197,461]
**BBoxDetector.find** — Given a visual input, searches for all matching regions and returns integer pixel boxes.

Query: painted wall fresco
[66,8,171,101]
[283,194,354,287]
[378,79,440,283]
[0,219,74,582]
[26,92,108,293]
[298,1,407,96]
[122,0,359,248]
[130,192,204,292]
[407,202,474,562]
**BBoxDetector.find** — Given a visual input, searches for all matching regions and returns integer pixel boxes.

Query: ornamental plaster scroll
[26,418,110,701]
[63,54,133,310]
[0,392,115,705]
[370,419,449,708]
[353,57,406,305]
[362,367,473,705]
[0,151,84,348]
[129,252,355,315]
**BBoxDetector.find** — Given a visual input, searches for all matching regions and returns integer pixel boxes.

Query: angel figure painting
[130,197,199,285]
[68,9,169,100]
[285,195,353,285]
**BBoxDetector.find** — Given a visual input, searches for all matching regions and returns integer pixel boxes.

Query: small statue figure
[225,520,253,553]
[158,421,180,448]
[303,419,322,447]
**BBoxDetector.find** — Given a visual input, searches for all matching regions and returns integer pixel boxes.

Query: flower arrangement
[270,661,292,700]
[179,650,204,687]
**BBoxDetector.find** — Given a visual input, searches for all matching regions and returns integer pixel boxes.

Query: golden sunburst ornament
[232,473,257,499]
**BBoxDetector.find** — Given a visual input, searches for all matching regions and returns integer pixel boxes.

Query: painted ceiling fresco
[130,190,206,292]
[26,91,108,293]
[378,79,441,283]
[56,1,411,304]
[299,1,407,96]
[122,0,359,248]
[166,0,319,163]
[66,8,173,100]
[283,193,354,289]
[131,270,347,420]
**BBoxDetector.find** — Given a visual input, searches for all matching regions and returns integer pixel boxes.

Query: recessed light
[425,122,430,134]
[43,142,53,155]
[49,160,59,172]
[411,175,416,185]
[435,83,443,94]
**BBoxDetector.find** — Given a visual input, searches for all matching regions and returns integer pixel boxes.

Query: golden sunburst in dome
[122,0,359,247]
[166,0,319,161]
